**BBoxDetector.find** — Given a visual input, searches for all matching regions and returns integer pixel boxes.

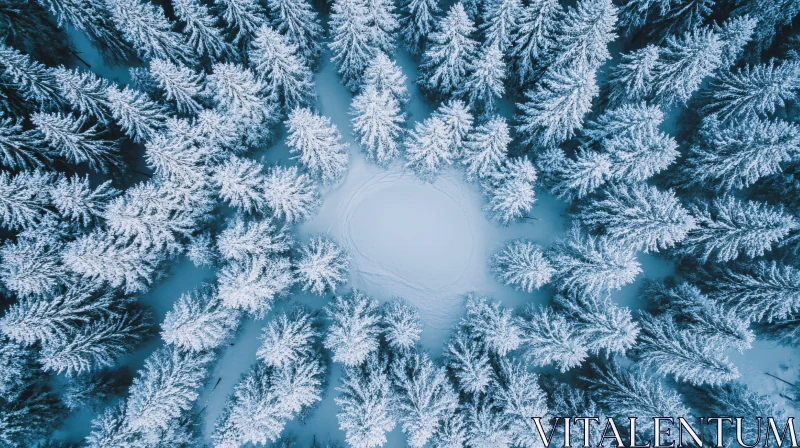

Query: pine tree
[365,0,399,54]
[554,291,639,357]
[702,61,800,121]
[217,255,294,317]
[264,165,320,222]
[548,0,617,71]
[212,155,268,213]
[324,290,381,366]
[445,331,493,394]
[399,0,440,54]
[490,239,554,292]
[493,359,549,448]
[604,45,659,108]
[51,174,119,227]
[509,0,561,85]
[684,116,800,191]
[518,305,588,372]
[483,156,538,224]
[266,0,323,67]
[464,398,513,448]
[462,116,510,180]
[52,67,113,124]
[0,170,54,230]
[548,226,642,295]
[0,115,50,170]
[256,307,318,368]
[161,285,241,351]
[329,0,378,91]
[363,52,410,105]
[680,196,798,263]
[335,355,396,448]
[434,99,474,154]
[186,231,217,267]
[0,44,61,107]
[419,3,478,96]
[207,62,273,124]
[148,58,205,115]
[286,107,350,184]
[578,183,695,253]
[296,235,350,296]
[714,15,757,68]
[250,26,316,111]
[105,85,167,143]
[633,314,740,386]
[0,232,66,298]
[582,102,664,147]
[215,0,264,46]
[0,377,62,446]
[549,384,608,445]
[432,412,469,448]
[217,215,292,262]
[103,0,194,63]
[195,109,240,151]
[382,299,423,353]
[461,295,522,356]
[350,84,404,166]
[516,64,598,148]
[458,43,505,114]
[599,134,679,184]
[174,0,231,61]
[62,231,160,294]
[481,0,521,52]
[391,352,458,448]
[539,148,605,202]
[404,115,454,181]
[650,27,723,106]
[31,112,121,173]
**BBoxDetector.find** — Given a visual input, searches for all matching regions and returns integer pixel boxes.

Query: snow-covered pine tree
[266,0,323,67]
[0,170,55,230]
[461,295,522,356]
[217,215,292,262]
[382,299,423,353]
[458,43,505,115]
[363,52,410,105]
[547,0,617,71]
[553,291,640,357]
[683,115,800,191]
[419,3,478,97]
[444,330,493,394]
[481,0,520,52]
[714,15,757,68]
[493,359,549,448]
[516,64,598,148]
[490,239,554,292]
[703,382,785,444]
[186,231,217,267]
[0,367,62,446]
[462,116,510,180]
[680,196,798,263]
[329,0,378,91]
[350,84,404,166]
[174,0,231,61]
[548,384,608,444]
[213,0,264,46]
[148,58,205,115]
[335,355,396,448]
[62,231,160,294]
[391,352,458,448]
[432,412,469,448]
[105,85,167,143]
[518,305,588,372]
[0,43,61,107]
[599,131,679,183]
[324,290,381,366]
[650,27,723,106]
[264,165,321,222]
[250,26,316,111]
[161,284,241,351]
[0,113,52,170]
[217,255,294,317]
[0,231,66,298]
[581,101,663,148]
[463,397,514,448]
[633,313,740,386]
[483,156,538,224]
[404,115,454,181]
[256,307,318,368]
[31,112,121,173]
[509,0,561,85]
[434,99,474,154]
[286,107,350,184]
[399,0,440,54]
[103,0,194,63]
[52,67,113,124]
[577,183,696,253]
[365,0,399,54]
[207,62,274,125]
[212,155,268,214]
[548,226,642,295]
[296,235,350,296]
[603,45,659,108]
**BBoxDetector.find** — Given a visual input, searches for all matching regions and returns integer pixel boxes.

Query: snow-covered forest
[1,0,800,446]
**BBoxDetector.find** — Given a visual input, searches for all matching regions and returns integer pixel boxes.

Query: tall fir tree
[329,0,378,91]
[419,2,478,96]
[250,25,316,111]
[286,107,350,184]
[399,0,440,54]
[509,0,561,85]
[266,0,323,67]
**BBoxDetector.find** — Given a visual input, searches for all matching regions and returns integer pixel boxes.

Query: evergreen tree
[215,0,264,46]
[432,412,469,448]
[519,305,588,372]
[53,67,113,124]
[581,101,664,148]
[461,295,522,356]
[680,196,798,263]
[404,115,454,181]
[335,356,396,448]
[263,165,320,223]
[0,376,62,446]
[714,15,757,68]
[399,0,440,54]
[256,307,318,368]
[250,26,316,111]
[444,331,493,394]
[548,226,641,295]
[217,215,291,262]
[490,239,554,292]
[266,0,323,67]
[683,116,800,191]
[363,52,410,105]
[650,27,723,106]
[464,398,513,448]
[212,155,268,214]
[148,58,205,115]
[554,291,639,357]
[604,45,659,108]
[0,115,50,170]
[462,116,510,180]
[509,0,561,85]
[548,384,608,445]
[481,0,521,52]
[458,43,505,114]
[0,44,61,107]
[602,134,679,184]
[730,0,800,59]
[391,352,458,448]
[0,231,66,298]
[161,285,241,351]
[105,85,167,143]
[419,3,478,96]
[329,0,378,91]
[207,62,274,124]
[0,170,54,230]
[324,290,382,366]
[286,107,350,184]
[350,84,404,166]
[516,64,598,148]
[174,0,231,60]
[296,235,350,296]
[633,314,740,386]
[493,359,549,448]
[702,61,800,121]
[578,183,696,253]
[31,112,121,173]
[365,0,399,54]
[217,255,294,317]
[434,99,474,153]
[103,0,194,63]
[548,0,617,71]
[382,299,423,353]
[483,156,538,224]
